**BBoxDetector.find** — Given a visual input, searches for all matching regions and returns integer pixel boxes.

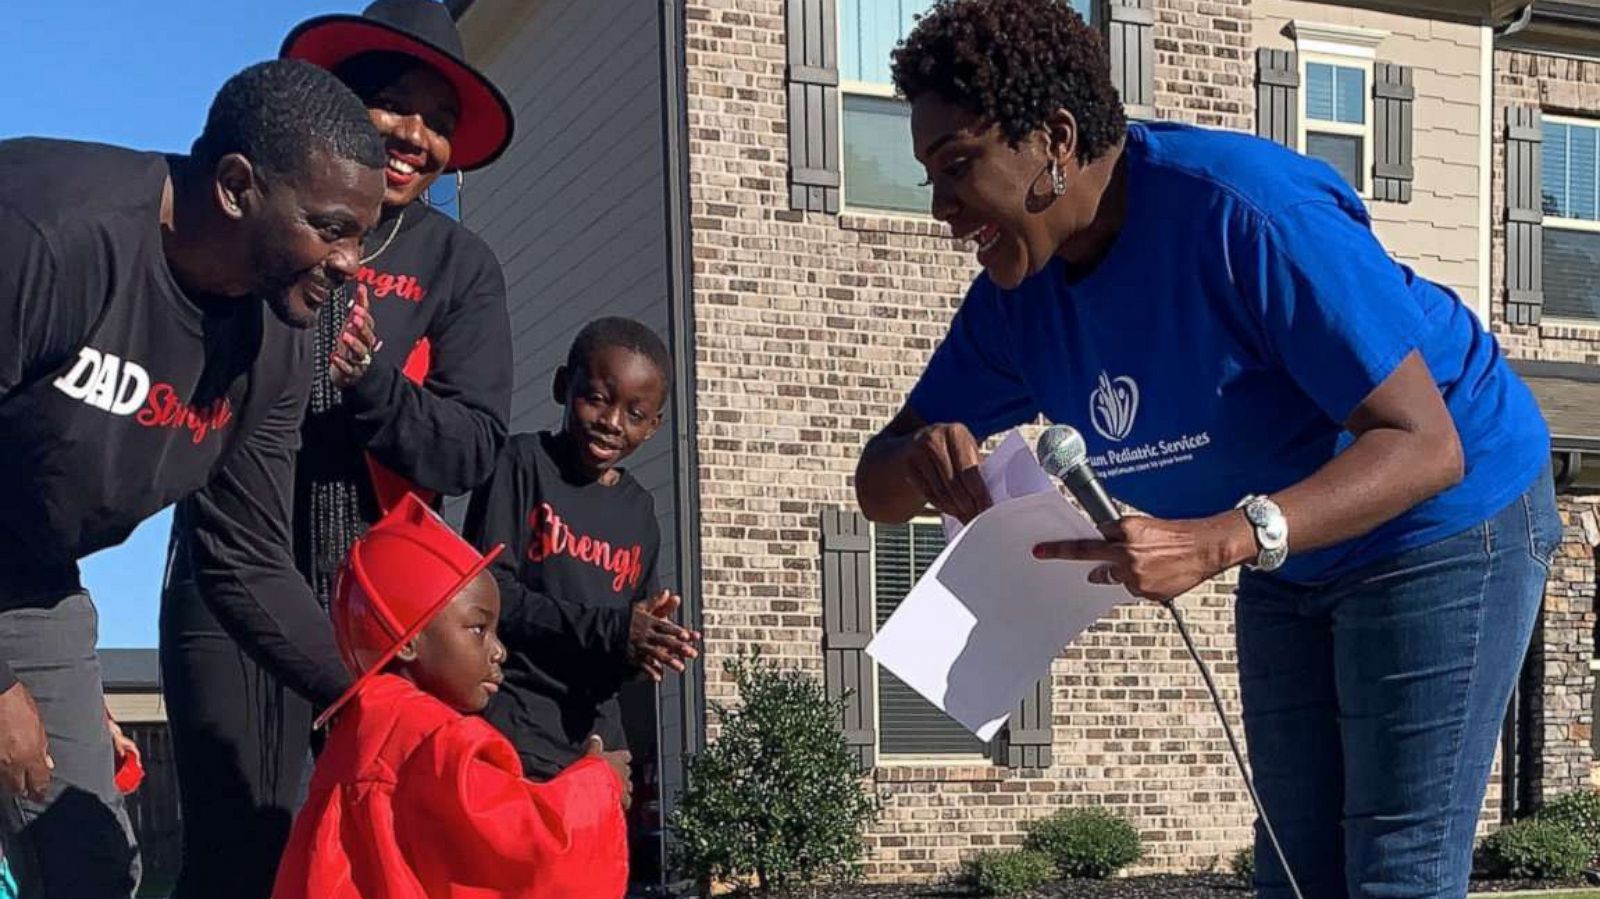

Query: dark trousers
[0,592,140,899]
[159,581,310,899]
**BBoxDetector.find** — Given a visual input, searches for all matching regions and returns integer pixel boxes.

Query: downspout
[1491,5,1536,824]
[1477,22,1494,329]
[657,0,705,892]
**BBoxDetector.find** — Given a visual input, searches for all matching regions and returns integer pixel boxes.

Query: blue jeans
[1237,468,1560,899]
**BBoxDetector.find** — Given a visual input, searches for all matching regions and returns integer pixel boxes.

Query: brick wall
[1527,497,1600,804]
[1492,49,1600,803]
[1154,0,1253,131]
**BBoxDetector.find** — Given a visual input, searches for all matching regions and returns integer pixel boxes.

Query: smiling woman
[853,1,1559,898]
[156,2,521,897]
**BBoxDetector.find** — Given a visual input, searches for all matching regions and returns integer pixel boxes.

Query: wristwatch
[1237,495,1289,572]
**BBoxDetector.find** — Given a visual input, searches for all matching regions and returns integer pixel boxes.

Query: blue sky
[4,0,374,646]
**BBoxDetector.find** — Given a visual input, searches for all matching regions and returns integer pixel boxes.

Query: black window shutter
[1105,0,1156,121]
[1505,106,1544,326]
[1256,48,1299,149]
[785,0,840,214]
[821,507,875,769]
[992,670,1055,768]
[873,523,987,757]
[1372,63,1415,203]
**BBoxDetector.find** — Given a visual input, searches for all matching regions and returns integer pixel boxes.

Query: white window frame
[869,516,990,764]
[838,66,933,218]
[1291,21,1387,198]
[834,0,1096,220]
[1540,113,1600,327]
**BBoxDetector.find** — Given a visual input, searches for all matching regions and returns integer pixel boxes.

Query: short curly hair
[891,0,1126,161]
[192,59,385,183]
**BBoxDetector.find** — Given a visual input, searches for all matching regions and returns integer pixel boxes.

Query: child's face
[556,345,666,480]
[404,572,506,714]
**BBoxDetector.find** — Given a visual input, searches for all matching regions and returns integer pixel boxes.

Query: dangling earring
[1050,159,1067,196]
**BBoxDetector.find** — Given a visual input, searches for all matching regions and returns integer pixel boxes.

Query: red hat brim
[314,541,505,730]
[282,16,514,172]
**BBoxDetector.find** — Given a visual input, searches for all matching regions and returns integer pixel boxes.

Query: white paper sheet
[941,429,1056,540]
[871,435,1129,742]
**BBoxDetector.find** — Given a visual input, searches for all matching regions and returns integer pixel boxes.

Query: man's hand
[585,735,633,810]
[904,422,991,523]
[628,591,701,682]
[105,706,139,766]
[0,682,52,800]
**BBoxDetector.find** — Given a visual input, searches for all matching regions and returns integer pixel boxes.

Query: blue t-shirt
[909,122,1549,583]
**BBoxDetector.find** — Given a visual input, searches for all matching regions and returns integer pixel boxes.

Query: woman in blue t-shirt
[857,2,1558,896]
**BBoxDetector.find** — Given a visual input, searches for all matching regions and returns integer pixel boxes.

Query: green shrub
[964,850,1056,896]
[1479,818,1591,880]
[1540,789,1600,862]
[1024,807,1144,880]
[1229,845,1255,885]
[669,651,880,893]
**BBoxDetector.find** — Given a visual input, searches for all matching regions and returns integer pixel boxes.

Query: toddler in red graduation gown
[273,493,630,899]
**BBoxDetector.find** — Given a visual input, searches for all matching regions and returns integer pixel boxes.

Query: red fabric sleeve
[394,716,629,899]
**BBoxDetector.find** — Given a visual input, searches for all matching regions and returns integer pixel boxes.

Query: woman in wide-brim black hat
[159,3,518,896]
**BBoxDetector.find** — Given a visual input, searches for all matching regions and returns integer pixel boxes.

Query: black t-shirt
[0,138,346,703]
[463,431,660,778]
[287,201,511,604]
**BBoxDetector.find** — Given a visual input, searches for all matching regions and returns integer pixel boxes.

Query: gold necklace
[360,209,405,265]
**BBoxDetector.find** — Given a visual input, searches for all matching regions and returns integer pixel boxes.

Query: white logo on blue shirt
[1090,371,1139,442]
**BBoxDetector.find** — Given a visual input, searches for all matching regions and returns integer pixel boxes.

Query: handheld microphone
[1035,425,1119,527]
[1032,423,1305,899]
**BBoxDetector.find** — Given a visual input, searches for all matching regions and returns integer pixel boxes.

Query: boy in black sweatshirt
[464,317,701,779]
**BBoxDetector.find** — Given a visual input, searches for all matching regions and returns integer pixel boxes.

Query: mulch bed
[756,873,1600,898]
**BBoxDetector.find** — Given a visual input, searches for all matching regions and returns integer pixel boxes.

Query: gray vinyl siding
[461,0,677,594]
[460,0,684,881]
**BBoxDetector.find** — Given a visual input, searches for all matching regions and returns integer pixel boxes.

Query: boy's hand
[627,591,701,682]
[585,735,633,810]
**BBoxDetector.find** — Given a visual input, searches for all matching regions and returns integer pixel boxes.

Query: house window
[837,0,1094,214]
[872,520,986,757]
[1302,59,1370,192]
[1288,21,1386,196]
[1542,116,1600,322]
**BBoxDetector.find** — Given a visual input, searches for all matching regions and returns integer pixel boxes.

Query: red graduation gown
[273,674,628,899]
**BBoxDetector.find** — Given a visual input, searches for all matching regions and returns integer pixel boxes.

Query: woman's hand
[330,285,381,389]
[904,421,992,524]
[1032,513,1257,602]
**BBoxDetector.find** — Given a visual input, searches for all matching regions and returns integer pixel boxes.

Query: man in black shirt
[0,60,384,898]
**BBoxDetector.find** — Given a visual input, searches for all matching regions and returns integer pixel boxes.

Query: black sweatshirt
[463,431,660,777]
[0,138,343,702]
[165,190,513,688]
[291,201,510,604]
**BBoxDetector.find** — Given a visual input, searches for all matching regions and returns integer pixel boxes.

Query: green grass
[1467,891,1600,899]
[1465,883,1600,889]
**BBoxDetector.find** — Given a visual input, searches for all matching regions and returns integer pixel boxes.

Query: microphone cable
[1160,596,1305,899]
